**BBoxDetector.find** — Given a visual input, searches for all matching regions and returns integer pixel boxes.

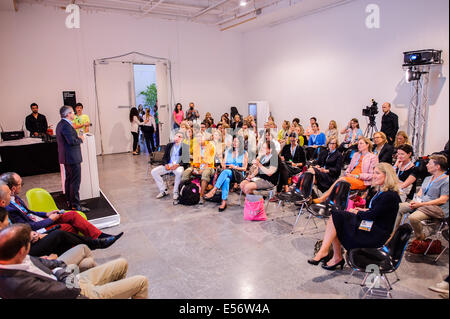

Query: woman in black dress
[307,137,343,193]
[307,162,401,270]
[393,144,417,202]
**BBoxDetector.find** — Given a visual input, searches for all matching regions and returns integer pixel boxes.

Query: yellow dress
[73,114,90,135]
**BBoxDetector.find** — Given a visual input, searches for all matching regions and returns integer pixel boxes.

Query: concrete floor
[21,152,449,299]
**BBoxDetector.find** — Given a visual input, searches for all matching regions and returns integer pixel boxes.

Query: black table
[0,140,60,176]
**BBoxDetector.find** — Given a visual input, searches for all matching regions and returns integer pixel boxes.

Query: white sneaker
[156,191,168,199]
[429,281,449,294]
[173,193,179,200]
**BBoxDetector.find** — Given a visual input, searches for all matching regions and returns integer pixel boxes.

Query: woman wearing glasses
[307,137,344,193]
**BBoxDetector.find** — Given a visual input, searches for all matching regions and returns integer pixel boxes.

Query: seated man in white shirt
[0,224,148,299]
[151,131,189,200]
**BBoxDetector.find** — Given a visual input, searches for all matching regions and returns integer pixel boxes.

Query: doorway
[134,64,158,153]
[94,52,172,155]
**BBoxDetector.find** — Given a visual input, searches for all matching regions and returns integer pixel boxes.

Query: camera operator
[380,102,399,145]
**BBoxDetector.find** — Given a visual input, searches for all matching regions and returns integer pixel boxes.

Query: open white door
[156,62,170,145]
[95,62,134,155]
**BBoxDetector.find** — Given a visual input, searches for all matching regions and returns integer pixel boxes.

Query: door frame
[93,52,174,155]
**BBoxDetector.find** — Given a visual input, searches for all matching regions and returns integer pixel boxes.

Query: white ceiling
[13,0,358,31]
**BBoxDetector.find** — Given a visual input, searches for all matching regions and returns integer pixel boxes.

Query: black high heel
[218,203,227,212]
[307,256,328,266]
[321,258,345,270]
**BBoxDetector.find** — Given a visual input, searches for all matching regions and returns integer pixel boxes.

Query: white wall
[0,4,246,151]
[242,0,449,154]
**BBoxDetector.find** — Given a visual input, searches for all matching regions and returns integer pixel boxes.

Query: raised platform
[51,190,120,230]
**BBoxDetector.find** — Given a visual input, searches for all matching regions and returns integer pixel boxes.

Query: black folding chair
[305,180,351,232]
[345,224,413,298]
[289,172,314,234]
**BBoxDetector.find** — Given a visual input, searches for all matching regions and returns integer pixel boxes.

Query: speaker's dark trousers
[65,163,81,209]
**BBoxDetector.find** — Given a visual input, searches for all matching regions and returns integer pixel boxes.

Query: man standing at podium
[56,106,89,213]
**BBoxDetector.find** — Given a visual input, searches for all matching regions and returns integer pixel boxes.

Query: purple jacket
[6,195,54,231]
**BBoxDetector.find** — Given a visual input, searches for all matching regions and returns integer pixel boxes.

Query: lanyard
[396,161,412,177]
[324,150,336,169]
[423,173,447,195]
[369,191,383,209]
[353,153,364,169]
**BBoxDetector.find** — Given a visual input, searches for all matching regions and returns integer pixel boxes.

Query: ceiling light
[240,1,247,7]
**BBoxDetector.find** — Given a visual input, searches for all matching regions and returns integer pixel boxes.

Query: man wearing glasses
[56,106,88,213]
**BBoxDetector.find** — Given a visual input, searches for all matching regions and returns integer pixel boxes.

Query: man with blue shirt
[151,131,188,200]
[394,155,449,240]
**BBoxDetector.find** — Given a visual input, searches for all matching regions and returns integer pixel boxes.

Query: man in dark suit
[380,102,399,145]
[25,103,49,137]
[0,224,148,299]
[56,105,87,212]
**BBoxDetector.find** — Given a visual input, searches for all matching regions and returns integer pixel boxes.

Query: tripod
[364,116,378,138]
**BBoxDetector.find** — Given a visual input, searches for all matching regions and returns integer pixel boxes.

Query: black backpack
[178,180,200,206]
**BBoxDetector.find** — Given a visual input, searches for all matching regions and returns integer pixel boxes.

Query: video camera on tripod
[362,99,378,119]
[362,99,379,138]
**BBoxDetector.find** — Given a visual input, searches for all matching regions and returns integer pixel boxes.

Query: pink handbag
[244,196,267,221]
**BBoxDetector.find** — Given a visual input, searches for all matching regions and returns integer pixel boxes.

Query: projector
[403,49,442,66]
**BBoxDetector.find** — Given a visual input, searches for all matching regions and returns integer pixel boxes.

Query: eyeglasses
[15,181,24,187]
[329,142,337,145]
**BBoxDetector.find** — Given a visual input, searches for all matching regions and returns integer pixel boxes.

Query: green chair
[26,188,87,220]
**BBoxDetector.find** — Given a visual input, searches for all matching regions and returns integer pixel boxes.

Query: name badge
[359,220,373,232]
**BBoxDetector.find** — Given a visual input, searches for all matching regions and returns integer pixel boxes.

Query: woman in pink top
[173,103,184,129]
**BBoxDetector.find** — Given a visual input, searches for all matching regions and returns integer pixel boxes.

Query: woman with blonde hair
[314,137,378,203]
[373,131,394,164]
[326,120,338,143]
[308,162,401,270]
[394,131,411,148]
[393,131,411,162]
[278,120,290,148]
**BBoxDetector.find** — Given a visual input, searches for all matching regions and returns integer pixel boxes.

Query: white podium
[80,133,100,200]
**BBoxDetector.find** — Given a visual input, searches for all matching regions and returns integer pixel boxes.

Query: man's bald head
[382,102,391,113]
[0,224,31,262]
[0,181,11,208]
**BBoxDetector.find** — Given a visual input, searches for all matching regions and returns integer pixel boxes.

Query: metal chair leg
[424,222,444,256]
[434,246,448,262]
[291,204,305,233]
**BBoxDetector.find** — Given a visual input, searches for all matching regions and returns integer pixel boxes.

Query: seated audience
[304,117,318,140]
[240,141,280,195]
[306,122,327,160]
[308,163,401,270]
[204,112,215,128]
[205,136,248,211]
[278,120,290,149]
[373,131,394,164]
[338,118,363,154]
[181,134,216,204]
[0,224,148,299]
[393,155,448,240]
[314,137,378,202]
[393,144,417,202]
[200,121,213,141]
[231,114,243,131]
[267,115,277,129]
[258,129,281,154]
[151,132,189,200]
[26,103,48,137]
[392,130,411,162]
[0,206,120,258]
[277,132,306,193]
[0,172,123,241]
[307,137,343,193]
[325,120,338,143]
